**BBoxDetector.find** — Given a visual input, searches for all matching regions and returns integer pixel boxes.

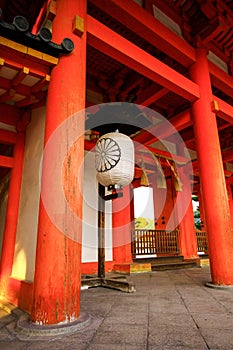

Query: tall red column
[176,145,198,260]
[226,183,233,229]
[178,175,198,260]
[112,186,133,264]
[31,0,87,324]
[197,189,206,231]
[0,114,29,294]
[190,48,233,285]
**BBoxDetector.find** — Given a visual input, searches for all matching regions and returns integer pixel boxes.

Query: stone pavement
[0,267,233,349]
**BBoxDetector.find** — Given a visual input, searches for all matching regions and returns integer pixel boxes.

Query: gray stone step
[151,261,197,271]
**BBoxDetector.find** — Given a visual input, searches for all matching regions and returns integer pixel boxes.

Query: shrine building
[0,0,233,327]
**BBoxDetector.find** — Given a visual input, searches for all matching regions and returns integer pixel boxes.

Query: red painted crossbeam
[87,16,200,102]
[209,61,233,98]
[0,129,17,144]
[133,109,192,145]
[0,104,21,125]
[213,97,233,124]
[88,0,196,67]
[0,155,14,168]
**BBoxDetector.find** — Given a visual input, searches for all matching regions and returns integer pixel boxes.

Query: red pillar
[197,189,206,231]
[176,145,198,260]
[226,183,233,229]
[0,114,29,294]
[178,171,198,260]
[31,0,87,324]
[112,186,133,264]
[190,48,233,285]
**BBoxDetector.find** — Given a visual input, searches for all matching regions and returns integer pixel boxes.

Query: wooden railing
[131,229,180,256]
[196,230,208,253]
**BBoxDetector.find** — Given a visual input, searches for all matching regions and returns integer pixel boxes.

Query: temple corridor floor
[1,267,233,349]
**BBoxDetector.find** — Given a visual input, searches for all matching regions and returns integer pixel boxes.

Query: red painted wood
[133,109,192,145]
[190,48,233,285]
[31,0,87,325]
[214,97,233,124]
[145,110,192,146]
[88,0,196,67]
[222,149,233,163]
[0,132,26,293]
[6,278,33,313]
[178,168,198,259]
[0,48,51,74]
[87,15,200,102]
[198,190,206,232]
[81,261,114,275]
[140,145,188,165]
[0,129,17,144]
[0,104,21,125]
[138,87,169,107]
[227,184,233,229]
[153,179,171,231]
[0,155,14,168]
[209,61,233,98]
[112,186,133,264]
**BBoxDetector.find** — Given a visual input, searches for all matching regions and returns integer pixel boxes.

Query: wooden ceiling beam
[222,149,233,162]
[133,109,192,145]
[0,155,14,168]
[0,129,17,144]
[88,0,196,67]
[0,47,51,75]
[0,88,16,103]
[212,97,233,124]
[87,16,200,102]
[0,103,22,125]
[209,61,233,97]
[137,87,168,107]
[12,67,29,87]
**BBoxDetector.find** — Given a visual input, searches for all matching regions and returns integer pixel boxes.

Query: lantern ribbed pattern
[95,132,134,187]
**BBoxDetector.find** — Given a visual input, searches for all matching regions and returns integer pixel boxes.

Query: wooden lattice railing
[131,229,180,256]
[196,230,208,253]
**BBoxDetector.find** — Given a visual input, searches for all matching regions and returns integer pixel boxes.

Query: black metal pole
[98,183,105,278]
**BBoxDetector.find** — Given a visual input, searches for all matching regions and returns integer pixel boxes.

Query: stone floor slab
[0,267,232,350]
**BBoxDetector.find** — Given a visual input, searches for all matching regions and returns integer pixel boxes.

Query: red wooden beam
[87,16,200,102]
[209,61,233,98]
[0,47,51,75]
[0,155,14,168]
[141,145,189,164]
[222,149,233,163]
[134,109,192,145]
[31,75,50,93]
[138,87,168,106]
[192,151,233,174]
[0,89,16,103]
[88,0,196,67]
[0,129,17,144]
[119,76,143,101]
[16,95,38,108]
[212,97,233,124]
[145,109,192,145]
[12,67,29,87]
[0,104,21,125]
[0,77,31,96]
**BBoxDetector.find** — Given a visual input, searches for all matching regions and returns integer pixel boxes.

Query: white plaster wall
[82,151,112,262]
[11,107,45,282]
[133,0,143,6]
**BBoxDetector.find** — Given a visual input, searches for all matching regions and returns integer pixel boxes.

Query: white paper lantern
[95,132,134,188]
